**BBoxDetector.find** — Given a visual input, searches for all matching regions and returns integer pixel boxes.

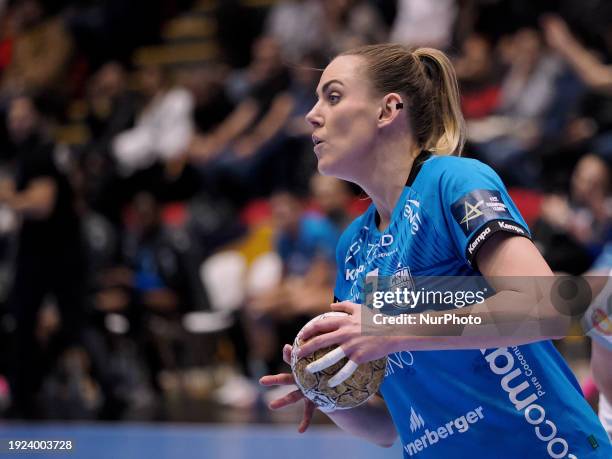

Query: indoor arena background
[0,0,610,458]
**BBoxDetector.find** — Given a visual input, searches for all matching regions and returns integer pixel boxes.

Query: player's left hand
[296,301,397,387]
[260,344,316,433]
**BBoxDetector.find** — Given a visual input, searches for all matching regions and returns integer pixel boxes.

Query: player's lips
[312,135,325,152]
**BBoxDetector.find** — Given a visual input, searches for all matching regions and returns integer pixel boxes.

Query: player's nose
[306,102,323,129]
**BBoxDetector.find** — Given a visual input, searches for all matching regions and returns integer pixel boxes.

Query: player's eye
[327,93,341,105]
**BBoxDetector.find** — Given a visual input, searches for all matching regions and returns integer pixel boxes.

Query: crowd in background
[0,0,610,421]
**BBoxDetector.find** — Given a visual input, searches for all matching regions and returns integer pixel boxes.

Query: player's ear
[378,93,404,127]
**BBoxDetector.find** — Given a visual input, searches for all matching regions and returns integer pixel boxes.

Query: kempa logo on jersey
[497,221,525,234]
[468,226,491,255]
[404,406,485,456]
[480,347,577,459]
[403,199,421,235]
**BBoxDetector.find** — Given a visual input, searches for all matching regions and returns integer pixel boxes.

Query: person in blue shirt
[260,43,612,458]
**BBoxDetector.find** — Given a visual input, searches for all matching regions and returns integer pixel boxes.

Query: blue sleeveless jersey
[333,155,612,458]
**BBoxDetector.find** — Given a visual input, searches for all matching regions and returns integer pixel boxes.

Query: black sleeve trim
[466,219,531,266]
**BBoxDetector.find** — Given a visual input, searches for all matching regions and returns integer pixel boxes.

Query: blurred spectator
[310,174,353,231]
[542,15,612,160]
[228,51,323,196]
[183,65,235,137]
[1,0,73,101]
[317,0,387,55]
[542,15,612,94]
[0,95,84,418]
[217,191,338,407]
[188,36,291,202]
[0,2,16,77]
[78,61,141,223]
[266,0,386,62]
[468,28,563,187]
[119,192,203,394]
[390,0,457,49]
[534,153,611,274]
[265,0,323,62]
[85,62,140,159]
[112,65,194,176]
[455,33,504,120]
[65,0,166,68]
[246,193,337,361]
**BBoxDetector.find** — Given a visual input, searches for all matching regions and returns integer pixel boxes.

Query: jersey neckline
[369,151,435,238]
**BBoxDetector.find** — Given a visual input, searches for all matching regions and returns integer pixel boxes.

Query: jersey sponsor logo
[344,238,363,263]
[403,199,422,235]
[467,226,491,256]
[460,200,485,231]
[381,234,394,246]
[385,351,415,377]
[497,220,525,234]
[480,347,577,458]
[375,248,398,259]
[345,264,365,281]
[465,219,530,263]
[389,264,416,309]
[410,407,425,432]
[451,190,513,235]
[404,405,485,456]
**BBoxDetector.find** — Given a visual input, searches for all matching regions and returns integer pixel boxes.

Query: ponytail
[412,48,465,156]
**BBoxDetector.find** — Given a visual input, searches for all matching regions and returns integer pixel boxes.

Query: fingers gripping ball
[291,312,387,412]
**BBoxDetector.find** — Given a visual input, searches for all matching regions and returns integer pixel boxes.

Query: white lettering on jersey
[404,199,422,235]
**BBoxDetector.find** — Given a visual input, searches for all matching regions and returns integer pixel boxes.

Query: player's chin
[315,154,338,176]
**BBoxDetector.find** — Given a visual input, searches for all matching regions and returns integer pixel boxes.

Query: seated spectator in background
[1,0,73,104]
[534,153,611,274]
[467,28,563,187]
[188,36,291,201]
[264,0,324,62]
[85,62,141,159]
[223,36,289,105]
[184,65,235,139]
[220,191,338,407]
[118,192,203,394]
[315,0,387,55]
[247,191,338,320]
[112,64,194,177]
[228,51,323,196]
[542,15,612,160]
[0,2,16,78]
[265,0,386,62]
[214,191,338,407]
[455,33,504,120]
[309,174,353,231]
[79,61,141,224]
[390,0,457,49]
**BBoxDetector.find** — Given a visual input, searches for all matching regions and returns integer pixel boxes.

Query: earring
[396,102,404,109]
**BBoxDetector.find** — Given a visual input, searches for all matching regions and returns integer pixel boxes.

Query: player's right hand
[259,344,316,433]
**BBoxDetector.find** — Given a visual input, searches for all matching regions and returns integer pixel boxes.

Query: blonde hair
[340,44,466,156]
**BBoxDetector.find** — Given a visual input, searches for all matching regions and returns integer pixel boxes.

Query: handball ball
[291,312,387,412]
